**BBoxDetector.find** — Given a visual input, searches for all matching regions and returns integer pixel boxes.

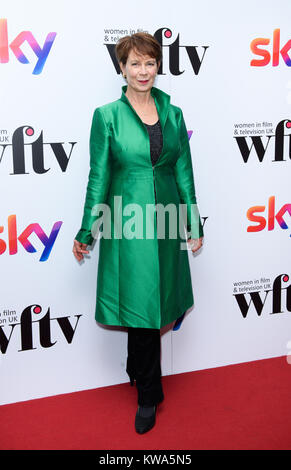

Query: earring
[123,73,127,79]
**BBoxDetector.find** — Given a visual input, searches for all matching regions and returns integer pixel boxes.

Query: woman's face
[120,48,160,94]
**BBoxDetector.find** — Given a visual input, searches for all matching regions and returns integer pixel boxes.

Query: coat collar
[120,85,170,130]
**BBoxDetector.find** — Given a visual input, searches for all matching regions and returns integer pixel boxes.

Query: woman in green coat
[73,32,204,434]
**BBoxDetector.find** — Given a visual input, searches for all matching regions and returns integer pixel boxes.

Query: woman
[72,32,204,434]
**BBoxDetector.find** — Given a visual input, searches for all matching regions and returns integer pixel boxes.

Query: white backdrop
[1,0,291,405]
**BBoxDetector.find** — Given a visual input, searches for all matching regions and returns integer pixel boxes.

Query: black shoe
[135,405,156,434]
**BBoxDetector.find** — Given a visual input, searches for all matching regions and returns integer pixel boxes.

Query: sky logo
[0,215,62,261]
[0,18,57,74]
[250,28,291,67]
[247,196,291,236]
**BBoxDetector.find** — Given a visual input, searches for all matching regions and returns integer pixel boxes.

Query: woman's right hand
[73,239,89,262]
[187,236,204,253]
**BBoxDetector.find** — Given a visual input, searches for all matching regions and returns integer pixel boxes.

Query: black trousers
[126,327,164,406]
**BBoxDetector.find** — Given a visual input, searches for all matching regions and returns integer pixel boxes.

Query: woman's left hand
[187,237,204,253]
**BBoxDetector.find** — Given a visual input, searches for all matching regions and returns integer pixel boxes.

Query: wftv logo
[234,274,291,318]
[0,215,62,261]
[0,125,77,174]
[234,119,291,163]
[250,28,291,67]
[0,304,82,354]
[0,18,56,74]
[247,196,291,236]
[106,27,209,76]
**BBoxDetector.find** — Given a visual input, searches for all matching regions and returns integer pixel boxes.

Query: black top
[144,120,163,166]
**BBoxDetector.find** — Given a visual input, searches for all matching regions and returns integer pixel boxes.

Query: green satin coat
[75,85,204,329]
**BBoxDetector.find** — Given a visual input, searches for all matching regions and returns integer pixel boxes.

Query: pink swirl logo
[0,18,56,74]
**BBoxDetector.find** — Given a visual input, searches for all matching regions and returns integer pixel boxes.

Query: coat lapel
[120,85,170,132]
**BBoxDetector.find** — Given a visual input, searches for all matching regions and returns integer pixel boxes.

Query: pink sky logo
[0,215,62,261]
[0,18,56,74]
[250,29,291,67]
[247,196,291,237]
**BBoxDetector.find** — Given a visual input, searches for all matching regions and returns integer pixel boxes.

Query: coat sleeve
[75,107,112,245]
[173,108,204,240]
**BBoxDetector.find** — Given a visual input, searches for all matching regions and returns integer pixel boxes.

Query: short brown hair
[115,32,162,65]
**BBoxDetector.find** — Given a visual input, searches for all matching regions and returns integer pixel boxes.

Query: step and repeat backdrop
[1,0,291,405]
